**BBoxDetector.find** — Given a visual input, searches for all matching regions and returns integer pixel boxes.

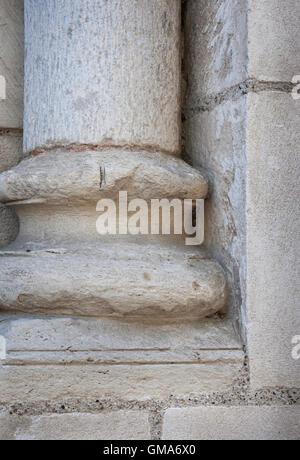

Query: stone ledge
[0,316,242,351]
[4,349,243,366]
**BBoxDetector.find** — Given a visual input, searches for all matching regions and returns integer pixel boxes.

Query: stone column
[0,0,226,321]
[24,0,181,155]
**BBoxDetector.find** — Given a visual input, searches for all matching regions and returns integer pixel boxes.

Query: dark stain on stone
[192,281,200,291]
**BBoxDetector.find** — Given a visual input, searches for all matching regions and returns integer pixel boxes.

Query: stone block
[0,204,19,248]
[162,406,300,440]
[248,0,300,82]
[185,97,247,258]
[0,315,243,403]
[0,362,243,404]
[0,316,242,353]
[184,0,248,103]
[0,412,151,440]
[0,136,23,173]
[184,97,247,328]
[247,92,300,389]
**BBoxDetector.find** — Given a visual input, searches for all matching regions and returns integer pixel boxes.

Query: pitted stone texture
[0,136,22,249]
[163,406,300,440]
[184,1,248,335]
[0,204,19,248]
[0,136,23,173]
[0,149,208,205]
[0,246,227,319]
[185,98,246,258]
[248,0,300,81]
[184,97,247,330]
[24,0,181,154]
[0,363,242,403]
[5,349,243,367]
[0,0,24,128]
[0,317,241,354]
[184,0,247,103]
[0,413,28,441]
[247,92,300,389]
[0,412,151,441]
[0,315,243,370]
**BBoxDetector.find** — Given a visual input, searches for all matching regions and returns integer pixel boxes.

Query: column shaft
[24,0,181,154]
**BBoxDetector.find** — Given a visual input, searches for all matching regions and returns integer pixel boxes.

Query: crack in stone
[99,166,106,190]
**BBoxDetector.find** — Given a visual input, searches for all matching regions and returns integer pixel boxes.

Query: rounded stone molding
[0,149,208,205]
[0,244,227,320]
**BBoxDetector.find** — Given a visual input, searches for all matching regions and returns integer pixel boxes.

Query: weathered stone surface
[0,315,243,377]
[247,92,300,389]
[0,362,243,403]
[185,97,247,335]
[0,413,27,441]
[4,349,243,366]
[0,149,208,205]
[248,0,300,82]
[0,136,23,173]
[0,245,227,319]
[162,406,300,440]
[0,316,242,354]
[0,136,22,248]
[24,0,181,154]
[0,412,151,440]
[0,204,19,248]
[0,0,24,128]
[1,317,243,366]
[184,0,247,103]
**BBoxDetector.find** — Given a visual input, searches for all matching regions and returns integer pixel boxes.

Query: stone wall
[0,0,299,440]
[184,0,300,393]
[183,0,248,338]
